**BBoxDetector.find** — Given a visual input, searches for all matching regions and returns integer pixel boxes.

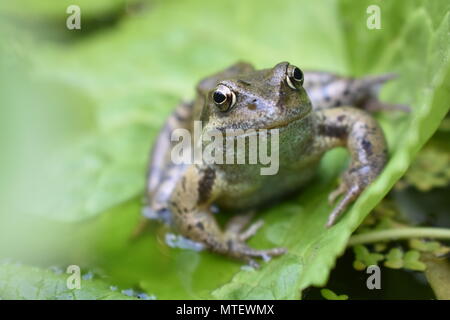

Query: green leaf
[0,0,130,21]
[353,245,384,271]
[409,239,443,253]
[403,250,426,271]
[2,0,449,299]
[422,253,450,300]
[320,288,349,300]
[384,248,404,269]
[0,263,136,300]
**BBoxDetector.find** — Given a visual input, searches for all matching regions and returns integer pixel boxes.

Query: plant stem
[348,227,450,246]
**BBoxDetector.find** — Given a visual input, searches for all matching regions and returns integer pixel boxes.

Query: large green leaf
[0,263,136,300]
[1,0,449,299]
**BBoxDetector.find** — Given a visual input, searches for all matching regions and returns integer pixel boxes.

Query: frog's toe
[249,247,287,258]
[244,247,287,268]
[225,237,287,263]
[225,211,256,234]
[239,219,264,241]
[242,247,287,268]
[224,212,265,242]
[239,246,287,261]
[326,184,360,227]
[328,183,346,205]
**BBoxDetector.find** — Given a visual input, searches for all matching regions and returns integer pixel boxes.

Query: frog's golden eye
[286,65,304,89]
[212,85,236,112]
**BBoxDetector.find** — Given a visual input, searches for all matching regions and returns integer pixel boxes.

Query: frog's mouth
[261,115,305,130]
[214,111,311,140]
[209,105,312,136]
[259,108,312,131]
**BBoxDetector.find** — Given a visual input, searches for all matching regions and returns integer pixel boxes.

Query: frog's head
[201,62,312,133]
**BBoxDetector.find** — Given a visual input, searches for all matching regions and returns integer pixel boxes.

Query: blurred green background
[0,0,449,299]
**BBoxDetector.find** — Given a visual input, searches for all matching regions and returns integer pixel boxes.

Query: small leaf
[374,243,388,253]
[403,250,426,271]
[352,260,367,271]
[384,248,404,269]
[409,239,442,253]
[353,245,384,270]
[402,144,450,191]
[321,288,348,300]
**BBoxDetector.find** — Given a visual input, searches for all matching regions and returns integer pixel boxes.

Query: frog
[141,61,403,266]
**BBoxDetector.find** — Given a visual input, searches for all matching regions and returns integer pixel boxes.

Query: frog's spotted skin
[145,101,193,221]
[141,62,394,265]
[304,71,409,112]
[312,107,387,226]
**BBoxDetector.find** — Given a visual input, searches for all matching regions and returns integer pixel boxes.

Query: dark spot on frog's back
[169,200,182,214]
[362,139,373,156]
[198,167,216,204]
[317,124,347,138]
[247,103,257,110]
[196,222,204,230]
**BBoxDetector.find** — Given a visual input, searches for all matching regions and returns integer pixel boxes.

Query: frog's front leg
[169,165,286,265]
[312,107,388,227]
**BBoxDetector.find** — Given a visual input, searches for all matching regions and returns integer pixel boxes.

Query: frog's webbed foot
[326,182,361,228]
[223,234,287,268]
[223,212,286,267]
[326,161,383,227]
[177,209,286,267]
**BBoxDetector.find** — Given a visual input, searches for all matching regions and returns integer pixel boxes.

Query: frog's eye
[286,65,304,89]
[212,85,236,112]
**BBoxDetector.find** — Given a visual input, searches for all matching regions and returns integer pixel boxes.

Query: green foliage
[353,245,384,271]
[0,0,130,21]
[0,263,136,300]
[0,0,449,299]
[384,248,404,269]
[403,250,426,271]
[401,134,450,191]
[422,254,450,300]
[409,239,449,255]
[320,288,348,300]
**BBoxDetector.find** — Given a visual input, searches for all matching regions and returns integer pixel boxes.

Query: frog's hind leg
[169,165,286,266]
[147,101,194,196]
[354,74,410,112]
[131,102,194,239]
[304,71,409,112]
